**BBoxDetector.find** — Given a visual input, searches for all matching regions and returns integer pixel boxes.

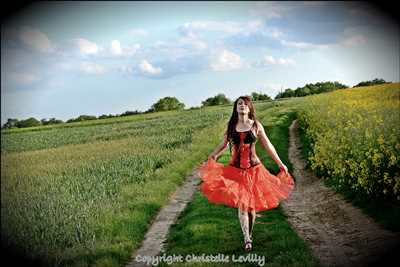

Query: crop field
[1,105,237,266]
[297,83,400,201]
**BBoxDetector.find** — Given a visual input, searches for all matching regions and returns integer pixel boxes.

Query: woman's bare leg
[248,210,256,241]
[238,208,251,244]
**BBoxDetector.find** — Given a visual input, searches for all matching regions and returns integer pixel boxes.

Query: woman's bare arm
[209,131,229,160]
[256,121,285,169]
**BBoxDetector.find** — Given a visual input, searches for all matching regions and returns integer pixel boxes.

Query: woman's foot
[244,241,252,251]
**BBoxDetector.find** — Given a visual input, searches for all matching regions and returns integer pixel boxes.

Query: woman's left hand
[279,163,289,175]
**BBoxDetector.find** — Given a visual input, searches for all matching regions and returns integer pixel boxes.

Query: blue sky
[1,1,399,124]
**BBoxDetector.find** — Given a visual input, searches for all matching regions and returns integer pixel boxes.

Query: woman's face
[236,98,249,115]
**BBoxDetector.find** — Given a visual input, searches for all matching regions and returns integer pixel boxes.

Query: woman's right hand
[278,163,289,175]
[208,154,217,161]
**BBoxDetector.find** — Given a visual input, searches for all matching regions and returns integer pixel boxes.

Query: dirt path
[126,169,200,267]
[281,119,400,267]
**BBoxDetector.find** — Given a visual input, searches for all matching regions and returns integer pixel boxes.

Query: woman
[198,96,295,252]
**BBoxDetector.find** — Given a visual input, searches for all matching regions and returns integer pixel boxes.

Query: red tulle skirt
[197,158,295,212]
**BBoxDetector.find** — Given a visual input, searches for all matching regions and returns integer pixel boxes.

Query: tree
[188,106,201,110]
[275,88,294,99]
[66,115,97,123]
[99,114,115,119]
[353,78,389,88]
[150,97,185,112]
[41,118,63,125]
[299,87,310,96]
[120,110,142,117]
[16,117,41,128]
[274,81,348,99]
[201,93,231,106]
[2,118,19,129]
[251,92,272,101]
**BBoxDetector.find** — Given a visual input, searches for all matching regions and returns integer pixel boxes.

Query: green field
[2,105,233,266]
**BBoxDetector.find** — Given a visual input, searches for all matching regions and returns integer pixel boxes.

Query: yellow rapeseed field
[297,83,400,200]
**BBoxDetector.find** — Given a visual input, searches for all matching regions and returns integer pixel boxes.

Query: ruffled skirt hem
[197,158,295,212]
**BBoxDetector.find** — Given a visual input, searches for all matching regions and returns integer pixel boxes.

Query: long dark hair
[226,96,258,153]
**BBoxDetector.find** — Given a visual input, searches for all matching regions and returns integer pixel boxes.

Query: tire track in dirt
[282,119,399,267]
[126,170,200,267]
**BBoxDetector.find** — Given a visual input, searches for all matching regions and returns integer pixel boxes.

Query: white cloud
[9,72,40,85]
[139,60,162,75]
[148,40,189,61]
[150,20,286,61]
[110,40,123,55]
[109,40,140,56]
[280,39,314,49]
[179,20,265,38]
[80,62,106,74]
[179,19,332,54]
[280,39,330,50]
[125,43,141,56]
[263,55,295,66]
[180,21,241,36]
[264,56,276,65]
[119,43,141,57]
[74,38,99,55]
[189,39,208,50]
[19,26,54,53]
[210,49,245,71]
[278,28,366,50]
[179,35,208,51]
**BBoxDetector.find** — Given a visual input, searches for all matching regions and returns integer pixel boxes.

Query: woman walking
[198,96,295,251]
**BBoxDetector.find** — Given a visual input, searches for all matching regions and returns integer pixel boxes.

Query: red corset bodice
[229,126,261,169]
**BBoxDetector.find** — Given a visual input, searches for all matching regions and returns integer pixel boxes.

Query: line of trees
[201,93,231,106]
[274,81,348,99]
[1,78,392,129]
[353,78,390,88]
[1,97,188,129]
[2,92,262,129]
[251,92,272,101]
[275,78,391,99]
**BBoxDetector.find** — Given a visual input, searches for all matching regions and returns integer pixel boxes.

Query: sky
[1,1,399,125]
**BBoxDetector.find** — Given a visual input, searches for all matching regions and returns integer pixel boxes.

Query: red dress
[198,124,295,212]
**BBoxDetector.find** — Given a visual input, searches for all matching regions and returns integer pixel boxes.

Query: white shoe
[244,241,252,251]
